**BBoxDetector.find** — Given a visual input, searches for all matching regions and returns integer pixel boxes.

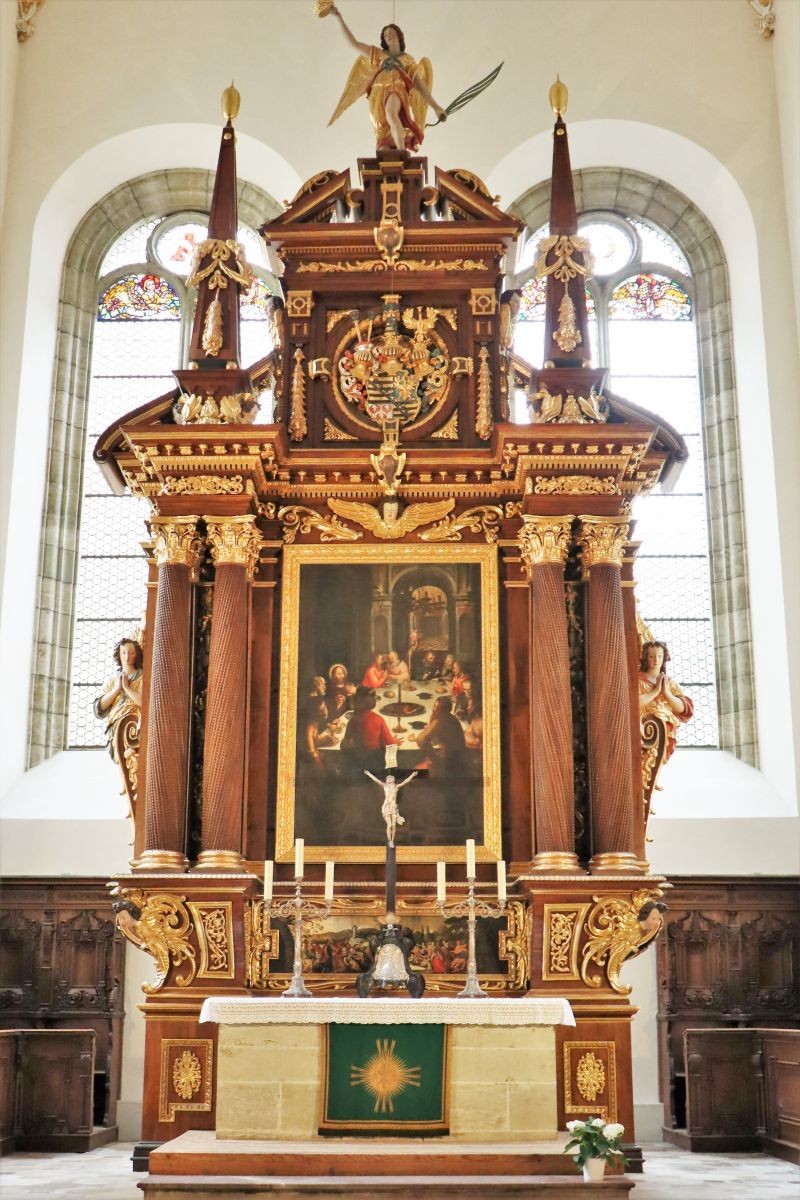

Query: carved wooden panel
[18,1030,95,1139]
[763,1030,800,1156]
[0,1031,18,1150]
[657,877,800,1136]
[158,1038,213,1123]
[563,1040,618,1122]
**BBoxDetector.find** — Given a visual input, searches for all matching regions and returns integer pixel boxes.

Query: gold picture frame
[251,896,529,994]
[275,542,501,863]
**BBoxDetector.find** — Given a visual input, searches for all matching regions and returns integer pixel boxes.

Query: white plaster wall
[1,0,799,1146]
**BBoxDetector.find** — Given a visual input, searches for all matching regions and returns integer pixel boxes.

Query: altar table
[200,995,574,1143]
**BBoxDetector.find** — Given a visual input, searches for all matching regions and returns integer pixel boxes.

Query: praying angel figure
[364,770,418,847]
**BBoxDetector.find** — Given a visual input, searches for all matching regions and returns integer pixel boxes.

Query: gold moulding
[133,849,190,873]
[151,516,202,570]
[205,516,262,575]
[519,516,574,570]
[578,516,630,568]
[588,852,645,875]
[193,850,247,873]
[530,851,583,873]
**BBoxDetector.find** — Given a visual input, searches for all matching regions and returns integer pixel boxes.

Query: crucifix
[356,746,425,997]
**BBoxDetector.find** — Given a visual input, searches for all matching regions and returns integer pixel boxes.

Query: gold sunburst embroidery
[350,1038,422,1113]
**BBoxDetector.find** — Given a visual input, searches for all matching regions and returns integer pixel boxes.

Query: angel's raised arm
[329,4,371,57]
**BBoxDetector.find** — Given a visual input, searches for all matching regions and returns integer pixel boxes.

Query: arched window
[28,172,282,765]
[513,205,728,752]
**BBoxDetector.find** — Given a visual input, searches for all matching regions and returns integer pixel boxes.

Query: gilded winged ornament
[327,497,454,539]
[580,890,664,995]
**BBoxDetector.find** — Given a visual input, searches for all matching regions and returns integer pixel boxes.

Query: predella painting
[276,544,501,863]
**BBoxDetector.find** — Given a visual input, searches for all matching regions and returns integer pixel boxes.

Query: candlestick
[466,838,476,879]
[436,861,446,905]
[294,838,304,880]
[263,860,273,904]
[324,860,334,903]
[438,874,506,1000]
[268,880,331,999]
[497,859,507,905]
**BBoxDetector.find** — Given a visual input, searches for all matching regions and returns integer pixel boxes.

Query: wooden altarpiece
[96,88,687,1168]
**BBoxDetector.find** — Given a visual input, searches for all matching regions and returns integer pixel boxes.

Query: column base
[529,851,584,873]
[132,849,189,873]
[193,850,247,872]
[589,851,645,875]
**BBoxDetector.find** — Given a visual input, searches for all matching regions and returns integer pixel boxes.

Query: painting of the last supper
[276,544,501,862]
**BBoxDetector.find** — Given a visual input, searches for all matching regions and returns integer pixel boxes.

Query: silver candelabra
[439,877,506,998]
[269,880,331,998]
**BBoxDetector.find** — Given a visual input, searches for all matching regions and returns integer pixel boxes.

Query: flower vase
[582,1157,606,1182]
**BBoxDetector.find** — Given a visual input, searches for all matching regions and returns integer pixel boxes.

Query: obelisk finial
[222,82,240,122]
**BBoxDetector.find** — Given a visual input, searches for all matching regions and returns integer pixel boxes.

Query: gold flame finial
[549,76,568,118]
[222,82,240,122]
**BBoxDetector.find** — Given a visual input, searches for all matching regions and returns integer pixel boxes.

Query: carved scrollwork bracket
[114,891,197,994]
[580,889,665,994]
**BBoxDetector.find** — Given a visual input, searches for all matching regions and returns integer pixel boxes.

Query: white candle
[466,838,476,879]
[325,860,334,903]
[263,860,273,905]
[437,861,446,905]
[295,838,304,880]
[497,859,507,905]
[385,744,398,770]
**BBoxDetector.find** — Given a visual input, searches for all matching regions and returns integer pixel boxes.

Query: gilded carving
[205,515,262,578]
[476,345,493,441]
[749,0,775,37]
[150,517,202,571]
[162,474,245,496]
[289,348,308,441]
[173,391,259,424]
[534,475,617,496]
[450,356,473,377]
[113,892,197,994]
[308,357,332,379]
[244,900,281,989]
[327,498,455,540]
[580,889,664,994]
[555,289,582,353]
[564,1042,617,1120]
[172,1050,202,1101]
[542,903,590,980]
[327,309,355,333]
[469,288,497,316]
[286,291,314,319]
[187,901,234,979]
[519,516,573,573]
[297,257,489,274]
[419,505,503,544]
[370,423,406,497]
[535,234,592,284]
[529,385,607,424]
[576,1051,606,1104]
[16,1,46,43]
[451,169,500,204]
[278,504,362,544]
[498,899,532,991]
[431,411,459,439]
[323,417,357,441]
[578,516,629,568]
[187,238,254,292]
[159,1039,213,1123]
[94,634,142,830]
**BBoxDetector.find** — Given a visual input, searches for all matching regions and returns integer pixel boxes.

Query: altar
[200,995,574,1142]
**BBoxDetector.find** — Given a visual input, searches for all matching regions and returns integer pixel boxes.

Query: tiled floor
[0,1141,797,1199]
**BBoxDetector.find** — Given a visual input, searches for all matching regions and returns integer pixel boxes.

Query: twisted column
[137,516,202,872]
[580,516,642,874]
[520,517,581,872]
[196,516,262,872]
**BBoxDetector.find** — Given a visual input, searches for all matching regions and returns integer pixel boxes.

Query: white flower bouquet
[564,1117,627,1170]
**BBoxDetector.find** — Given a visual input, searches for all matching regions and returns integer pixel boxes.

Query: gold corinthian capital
[205,515,262,578]
[151,516,202,571]
[519,515,574,575]
[578,515,630,567]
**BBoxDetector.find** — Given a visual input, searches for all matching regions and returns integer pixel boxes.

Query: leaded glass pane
[154,222,208,276]
[634,495,709,556]
[630,219,689,275]
[98,274,181,320]
[99,219,160,276]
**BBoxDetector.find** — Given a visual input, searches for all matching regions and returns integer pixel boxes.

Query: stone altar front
[200,995,574,1143]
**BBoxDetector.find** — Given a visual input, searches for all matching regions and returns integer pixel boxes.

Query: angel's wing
[397,498,454,534]
[328,497,383,533]
[328,53,374,126]
[410,56,433,132]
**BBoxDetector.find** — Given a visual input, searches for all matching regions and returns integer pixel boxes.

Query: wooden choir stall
[97,73,692,1196]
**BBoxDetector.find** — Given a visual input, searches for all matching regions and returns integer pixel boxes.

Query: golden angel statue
[323,3,446,151]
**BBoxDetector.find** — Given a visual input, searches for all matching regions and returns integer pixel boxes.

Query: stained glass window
[609,273,692,321]
[512,215,717,748]
[580,220,633,276]
[68,214,278,748]
[98,273,181,320]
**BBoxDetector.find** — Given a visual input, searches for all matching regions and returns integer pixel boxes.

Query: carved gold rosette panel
[563,1041,618,1121]
[159,1039,213,1123]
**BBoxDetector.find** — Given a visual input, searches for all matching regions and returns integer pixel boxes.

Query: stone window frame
[28,170,281,766]
[509,167,756,766]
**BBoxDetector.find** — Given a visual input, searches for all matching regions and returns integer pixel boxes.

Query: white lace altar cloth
[199,995,574,1026]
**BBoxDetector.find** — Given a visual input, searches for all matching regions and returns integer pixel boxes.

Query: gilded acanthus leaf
[116,893,197,994]
[580,890,663,994]
[327,498,455,540]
